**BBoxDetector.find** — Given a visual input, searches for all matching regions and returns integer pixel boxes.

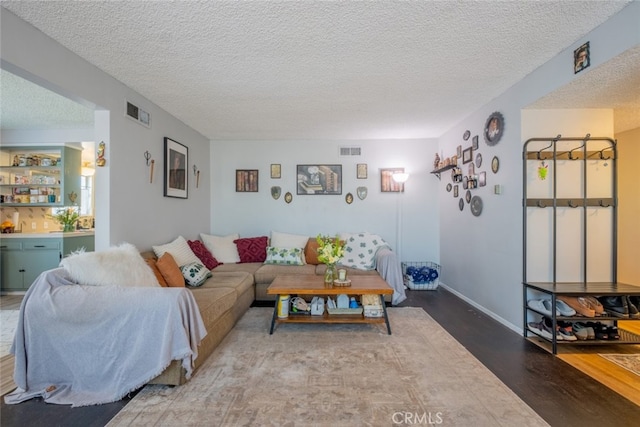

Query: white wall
[1,9,211,250]
[437,1,640,330]
[210,139,440,264]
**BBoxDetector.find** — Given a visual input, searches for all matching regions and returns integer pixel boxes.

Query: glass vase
[324,263,337,285]
[63,223,75,232]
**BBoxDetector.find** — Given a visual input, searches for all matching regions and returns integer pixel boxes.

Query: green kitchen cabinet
[0,238,61,291]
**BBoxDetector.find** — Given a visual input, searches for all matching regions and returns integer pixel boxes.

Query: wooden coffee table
[267,274,393,335]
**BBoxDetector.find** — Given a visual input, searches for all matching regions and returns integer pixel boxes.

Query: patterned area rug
[107,307,547,427]
[599,354,640,376]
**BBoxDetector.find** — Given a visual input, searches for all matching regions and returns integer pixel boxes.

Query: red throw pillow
[188,239,221,270]
[234,236,269,263]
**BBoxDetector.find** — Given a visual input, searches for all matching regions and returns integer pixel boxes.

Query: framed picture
[574,41,590,74]
[472,135,479,150]
[236,169,259,192]
[479,171,487,187]
[296,164,342,195]
[484,111,504,146]
[491,156,500,174]
[453,185,459,198]
[357,163,368,179]
[380,168,405,193]
[456,145,462,158]
[270,164,281,179]
[462,147,473,164]
[164,137,188,199]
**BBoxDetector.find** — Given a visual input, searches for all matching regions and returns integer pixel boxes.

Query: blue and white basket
[402,261,441,290]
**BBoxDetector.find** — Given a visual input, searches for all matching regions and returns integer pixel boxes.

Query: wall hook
[536,200,546,208]
[599,199,610,207]
[568,200,578,208]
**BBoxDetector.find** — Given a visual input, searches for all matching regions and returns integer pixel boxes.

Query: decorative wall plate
[284,192,293,203]
[463,130,471,141]
[345,193,354,204]
[271,186,281,200]
[446,183,452,192]
[459,198,464,211]
[491,156,499,173]
[475,153,482,168]
[470,195,483,216]
[484,111,504,146]
[465,190,472,203]
[357,186,368,200]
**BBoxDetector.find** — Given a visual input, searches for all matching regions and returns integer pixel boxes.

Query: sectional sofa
[146,232,404,385]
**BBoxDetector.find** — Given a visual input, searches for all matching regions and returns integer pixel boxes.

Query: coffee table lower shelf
[270,306,390,334]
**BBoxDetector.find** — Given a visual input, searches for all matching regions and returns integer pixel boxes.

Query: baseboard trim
[438,282,523,335]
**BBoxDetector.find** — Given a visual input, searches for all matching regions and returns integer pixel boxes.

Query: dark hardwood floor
[2,287,639,426]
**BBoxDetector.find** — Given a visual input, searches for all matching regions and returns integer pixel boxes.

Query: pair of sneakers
[598,296,640,318]
[527,298,576,317]
[527,317,576,341]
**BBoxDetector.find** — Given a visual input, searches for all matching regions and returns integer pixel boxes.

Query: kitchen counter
[0,230,95,238]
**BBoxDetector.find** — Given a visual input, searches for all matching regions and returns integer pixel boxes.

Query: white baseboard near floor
[439,282,523,335]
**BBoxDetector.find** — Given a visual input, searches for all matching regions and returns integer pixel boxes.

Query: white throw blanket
[4,268,206,407]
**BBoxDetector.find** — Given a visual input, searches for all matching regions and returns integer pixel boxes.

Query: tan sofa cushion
[201,271,254,296]
[254,264,316,284]
[190,287,237,327]
[212,262,263,276]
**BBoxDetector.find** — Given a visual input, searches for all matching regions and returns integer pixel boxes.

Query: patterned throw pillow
[188,239,221,270]
[152,235,201,267]
[340,232,389,270]
[180,262,212,287]
[264,247,305,265]
[234,236,269,263]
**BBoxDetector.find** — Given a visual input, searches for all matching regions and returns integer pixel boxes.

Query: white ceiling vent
[339,146,362,156]
[125,100,150,128]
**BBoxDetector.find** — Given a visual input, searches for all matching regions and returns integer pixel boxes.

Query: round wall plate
[465,190,472,203]
[475,153,482,168]
[446,183,452,192]
[484,112,504,146]
[470,195,483,216]
[459,198,464,211]
[463,130,471,141]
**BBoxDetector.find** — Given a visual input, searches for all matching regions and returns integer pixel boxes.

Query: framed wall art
[472,135,479,150]
[574,41,590,74]
[357,163,368,179]
[164,137,188,199]
[462,147,473,164]
[236,169,259,192]
[270,164,281,179]
[484,111,504,146]
[380,168,405,192]
[297,164,342,195]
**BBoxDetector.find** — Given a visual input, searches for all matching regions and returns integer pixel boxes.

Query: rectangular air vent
[125,100,151,128]
[339,146,362,156]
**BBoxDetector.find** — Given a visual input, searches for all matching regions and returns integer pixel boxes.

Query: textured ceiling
[0,1,636,139]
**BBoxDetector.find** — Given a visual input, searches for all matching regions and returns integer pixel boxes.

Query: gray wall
[1,8,211,251]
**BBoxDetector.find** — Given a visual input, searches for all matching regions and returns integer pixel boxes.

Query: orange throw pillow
[304,238,320,265]
[145,258,168,287]
[156,253,185,287]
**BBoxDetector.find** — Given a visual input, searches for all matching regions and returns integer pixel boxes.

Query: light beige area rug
[108,307,548,427]
[599,354,640,376]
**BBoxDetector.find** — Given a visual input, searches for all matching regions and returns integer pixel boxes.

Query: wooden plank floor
[2,289,640,426]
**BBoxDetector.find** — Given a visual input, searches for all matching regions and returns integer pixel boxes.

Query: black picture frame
[462,147,473,164]
[164,137,188,199]
[236,169,259,192]
[296,164,342,195]
[574,41,590,74]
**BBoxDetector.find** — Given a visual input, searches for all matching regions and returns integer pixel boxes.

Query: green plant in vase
[51,206,79,232]
[316,234,345,285]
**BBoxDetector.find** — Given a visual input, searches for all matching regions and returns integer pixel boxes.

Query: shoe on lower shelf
[528,320,553,340]
[573,322,595,340]
[556,321,577,341]
[586,321,609,340]
[606,326,620,340]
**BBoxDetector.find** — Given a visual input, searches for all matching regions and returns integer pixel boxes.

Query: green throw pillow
[180,262,212,287]
[264,247,305,265]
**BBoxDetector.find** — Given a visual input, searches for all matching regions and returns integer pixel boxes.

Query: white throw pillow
[60,243,160,287]
[152,235,200,267]
[270,231,309,249]
[180,262,211,287]
[200,233,241,263]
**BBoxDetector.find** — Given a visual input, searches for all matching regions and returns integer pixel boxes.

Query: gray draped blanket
[375,247,407,305]
[4,268,206,407]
